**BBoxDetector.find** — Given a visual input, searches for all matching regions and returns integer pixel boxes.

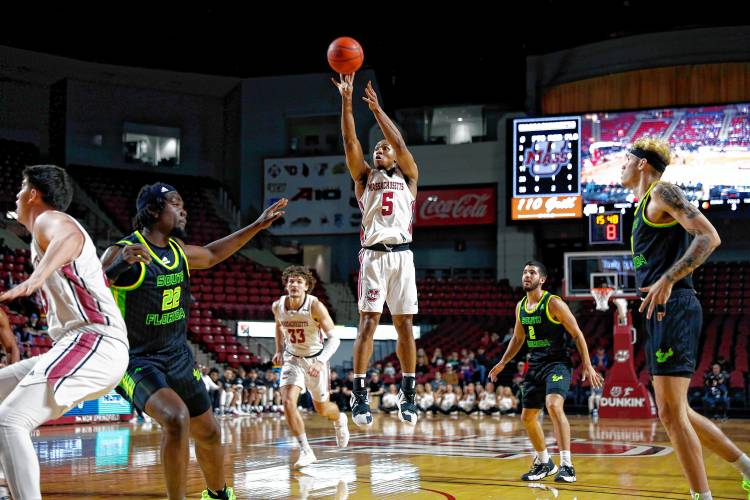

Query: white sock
[403,373,416,378]
[296,433,311,451]
[335,413,347,427]
[731,453,750,481]
[560,450,572,466]
[690,490,712,500]
[539,449,549,463]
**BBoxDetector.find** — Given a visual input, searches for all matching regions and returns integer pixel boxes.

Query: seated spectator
[203,367,222,412]
[458,383,477,413]
[416,355,430,376]
[443,364,459,386]
[703,378,729,420]
[431,348,445,368]
[244,369,264,413]
[460,360,475,383]
[417,384,436,413]
[479,332,490,349]
[511,361,526,396]
[497,386,518,415]
[369,372,385,409]
[329,370,346,410]
[478,382,498,414]
[431,371,447,392]
[219,368,239,415]
[705,363,729,391]
[383,361,396,378]
[592,347,609,372]
[714,356,730,374]
[446,351,460,370]
[341,371,355,411]
[438,384,459,414]
[380,384,400,413]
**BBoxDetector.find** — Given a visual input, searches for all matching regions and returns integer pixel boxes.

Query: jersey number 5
[382,191,394,216]
[289,328,306,344]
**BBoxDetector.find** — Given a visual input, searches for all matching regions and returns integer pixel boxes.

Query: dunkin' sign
[416,187,496,227]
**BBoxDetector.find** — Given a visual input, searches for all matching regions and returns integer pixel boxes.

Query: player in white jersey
[0,165,129,500]
[333,74,419,428]
[272,266,349,469]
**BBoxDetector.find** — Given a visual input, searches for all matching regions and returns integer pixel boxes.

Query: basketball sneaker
[397,389,418,426]
[334,412,350,447]
[554,464,576,483]
[521,458,558,481]
[742,478,750,499]
[200,486,236,500]
[295,447,317,469]
[350,390,373,428]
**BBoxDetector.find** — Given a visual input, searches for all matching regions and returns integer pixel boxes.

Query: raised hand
[362,81,381,112]
[255,198,288,230]
[331,73,355,100]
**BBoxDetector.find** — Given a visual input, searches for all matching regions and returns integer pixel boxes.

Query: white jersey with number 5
[277,294,323,357]
[359,168,415,247]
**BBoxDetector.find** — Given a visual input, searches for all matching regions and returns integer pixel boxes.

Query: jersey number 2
[161,286,181,311]
[381,192,394,216]
[289,328,306,344]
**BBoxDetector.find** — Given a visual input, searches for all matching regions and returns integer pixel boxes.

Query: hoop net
[613,297,629,324]
[591,287,614,311]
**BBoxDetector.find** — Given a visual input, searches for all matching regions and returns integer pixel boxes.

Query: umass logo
[293,434,672,459]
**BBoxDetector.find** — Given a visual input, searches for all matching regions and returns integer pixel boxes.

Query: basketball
[327,37,364,74]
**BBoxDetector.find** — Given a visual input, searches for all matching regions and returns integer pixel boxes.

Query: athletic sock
[560,450,572,466]
[731,452,750,481]
[296,433,311,451]
[539,449,549,463]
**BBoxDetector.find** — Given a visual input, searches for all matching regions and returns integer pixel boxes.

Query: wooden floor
[24,411,749,499]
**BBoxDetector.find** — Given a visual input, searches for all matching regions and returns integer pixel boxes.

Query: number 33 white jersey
[275,294,323,357]
[358,168,415,247]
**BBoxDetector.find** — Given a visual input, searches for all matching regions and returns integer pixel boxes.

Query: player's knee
[545,400,564,417]
[194,420,221,445]
[282,396,297,412]
[159,406,191,435]
[392,315,412,329]
[657,402,681,428]
[359,314,380,335]
[521,410,538,425]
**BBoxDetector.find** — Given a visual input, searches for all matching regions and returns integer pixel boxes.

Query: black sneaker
[555,464,576,483]
[350,390,373,428]
[521,458,558,481]
[397,389,418,425]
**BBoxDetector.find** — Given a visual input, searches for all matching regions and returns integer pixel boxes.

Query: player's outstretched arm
[308,300,340,377]
[362,81,418,185]
[332,73,369,184]
[549,297,603,388]
[639,182,720,319]
[489,303,525,381]
[178,198,287,270]
[0,212,84,302]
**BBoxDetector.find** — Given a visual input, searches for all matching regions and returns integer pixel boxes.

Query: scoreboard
[511,116,582,221]
[589,211,623,245]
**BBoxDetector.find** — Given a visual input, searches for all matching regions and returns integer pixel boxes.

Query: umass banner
[415,186,496,227]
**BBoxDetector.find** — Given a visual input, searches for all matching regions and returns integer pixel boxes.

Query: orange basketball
[327,37,364,74]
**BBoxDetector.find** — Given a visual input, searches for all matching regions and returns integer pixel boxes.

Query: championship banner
[415,186,496,227]
[263,155,359,235]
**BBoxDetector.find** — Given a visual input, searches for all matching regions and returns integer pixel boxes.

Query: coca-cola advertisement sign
[416,187,496,227]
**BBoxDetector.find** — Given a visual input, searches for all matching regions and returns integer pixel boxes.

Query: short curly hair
[281,265,316,290]
[632,136,671,169]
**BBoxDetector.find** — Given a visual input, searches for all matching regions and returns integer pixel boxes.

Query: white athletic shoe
[294,447,317,469]
[334,413,350,448]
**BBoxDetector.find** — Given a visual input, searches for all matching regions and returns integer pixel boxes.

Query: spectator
[380,384,400,413]
[219,368,238,415]
[478,382,498,414]
[431,348,445,368]
[705,363,729,391]
[443,365,459,386]
[592,347,609,372]
[383,361,396,378]
[431,371,447,391]
[341,371,355,411]
[416,355,430,376]
[458,384,477,413]
[703,378,729,420]
[203,368,222,412]
[460,360,475,383]
[369,372,385,409]
[418,384,436,413]
[714,356,730,373]
[446,351,460,370]
[330,370,346,410]
[511,361,526,396]
[497,386,518,415]
[479,332,490,349]
[244,369,264,413]
[438,384,459,414]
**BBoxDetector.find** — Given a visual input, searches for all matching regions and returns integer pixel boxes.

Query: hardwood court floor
[30,412,748,499]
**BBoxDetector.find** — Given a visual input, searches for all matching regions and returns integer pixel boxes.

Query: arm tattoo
[656,183,700,219]
[665,234,713,283]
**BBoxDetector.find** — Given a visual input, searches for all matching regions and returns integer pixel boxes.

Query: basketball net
[591,287,614,312]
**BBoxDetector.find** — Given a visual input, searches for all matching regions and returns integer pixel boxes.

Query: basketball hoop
[591,287,614,311]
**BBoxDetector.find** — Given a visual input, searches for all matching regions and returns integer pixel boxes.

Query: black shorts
[644,289,701,378]
[521,362,572,409]
[115,344,211,417]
